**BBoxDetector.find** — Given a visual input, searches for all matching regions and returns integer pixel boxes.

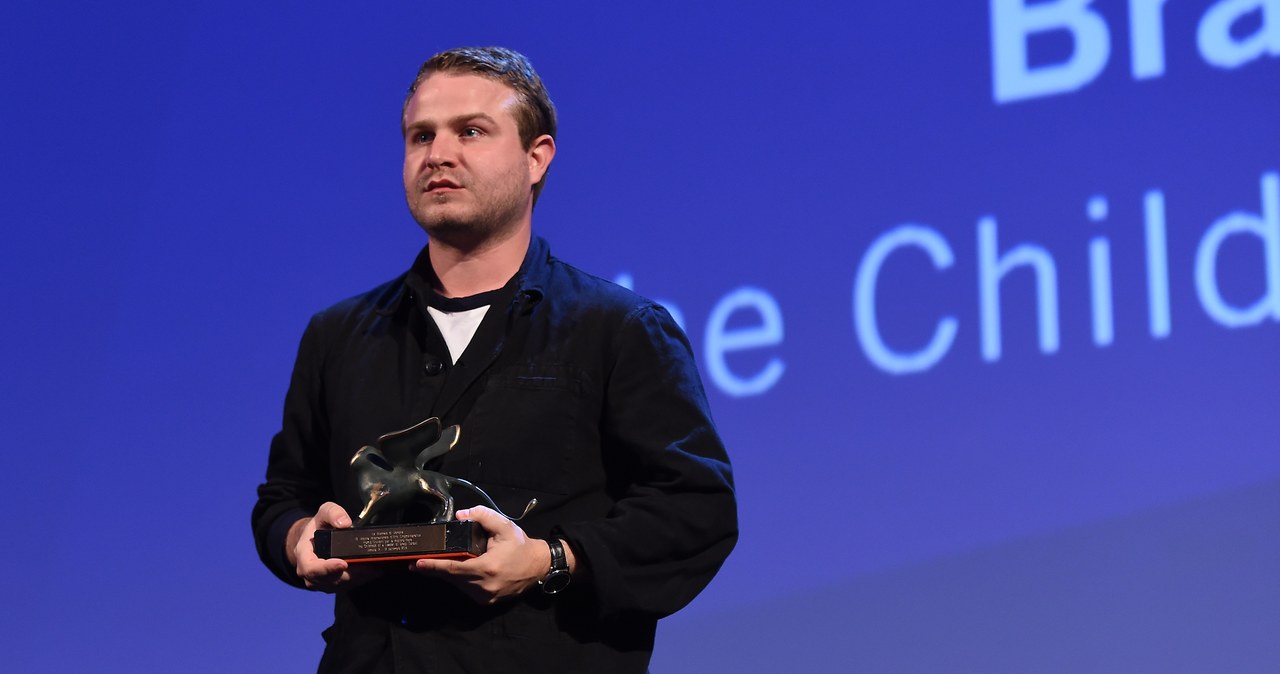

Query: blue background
[3,1,1277,671]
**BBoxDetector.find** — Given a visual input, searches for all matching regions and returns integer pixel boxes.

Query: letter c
[854,225,959,374]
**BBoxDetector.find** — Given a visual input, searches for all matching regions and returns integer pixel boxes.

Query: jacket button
[424,357,445,376]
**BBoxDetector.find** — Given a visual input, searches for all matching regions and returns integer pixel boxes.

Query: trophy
[313,417,537,562]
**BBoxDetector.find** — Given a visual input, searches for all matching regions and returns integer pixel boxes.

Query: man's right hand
[286,502,380,592]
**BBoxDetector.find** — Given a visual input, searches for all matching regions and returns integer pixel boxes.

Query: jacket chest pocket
[461,364,599,495]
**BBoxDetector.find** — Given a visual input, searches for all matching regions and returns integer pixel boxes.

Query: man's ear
[527,134,556,184]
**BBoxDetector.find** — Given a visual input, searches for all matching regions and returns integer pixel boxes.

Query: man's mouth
[425,178,461,192]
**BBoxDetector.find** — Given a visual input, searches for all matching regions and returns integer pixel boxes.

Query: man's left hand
[410,506,549,604]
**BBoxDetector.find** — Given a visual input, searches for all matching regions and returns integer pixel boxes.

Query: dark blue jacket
[252,236,737,673]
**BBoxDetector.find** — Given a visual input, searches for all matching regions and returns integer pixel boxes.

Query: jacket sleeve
[555,303,738,620]
[251,313,334,587]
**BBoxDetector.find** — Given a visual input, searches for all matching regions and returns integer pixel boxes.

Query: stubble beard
[407,166,530,251]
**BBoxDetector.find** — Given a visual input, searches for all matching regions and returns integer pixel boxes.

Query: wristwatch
[539,538,572,594]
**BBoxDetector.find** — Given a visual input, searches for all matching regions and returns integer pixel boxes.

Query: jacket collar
[375,235,551,317]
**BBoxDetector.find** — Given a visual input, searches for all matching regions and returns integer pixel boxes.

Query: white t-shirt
[427,305,490,365]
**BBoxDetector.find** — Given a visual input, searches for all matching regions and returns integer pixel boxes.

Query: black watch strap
[548,538,567,571]
[540,538,572,594]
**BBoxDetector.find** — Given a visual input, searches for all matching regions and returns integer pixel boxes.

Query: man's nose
[426,135,459,167]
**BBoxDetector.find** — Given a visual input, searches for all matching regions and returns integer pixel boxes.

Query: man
[252,46,738,673]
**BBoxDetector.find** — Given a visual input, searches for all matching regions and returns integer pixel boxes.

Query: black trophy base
[314,520,487,563]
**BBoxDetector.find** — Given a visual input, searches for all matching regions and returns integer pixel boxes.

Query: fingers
[454,506,486,522]
[314,502,353,529]
[456,506,511,537]
[413,557,470,575]
[411,557,494,605]
[298,555,350,592]
[299,549,385,593]
[292,503,357,592]
[408,513,542,604]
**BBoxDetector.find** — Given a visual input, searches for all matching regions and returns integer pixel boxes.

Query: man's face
[402,73,548,248]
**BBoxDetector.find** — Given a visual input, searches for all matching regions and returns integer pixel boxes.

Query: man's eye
[413,132,433,144]
[461,128,481,138]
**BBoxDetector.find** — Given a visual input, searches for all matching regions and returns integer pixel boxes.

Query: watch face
[541,570,571,594]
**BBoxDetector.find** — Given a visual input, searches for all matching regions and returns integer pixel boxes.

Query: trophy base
[314,520,487,562]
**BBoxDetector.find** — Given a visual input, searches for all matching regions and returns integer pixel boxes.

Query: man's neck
[428,226,531,298]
